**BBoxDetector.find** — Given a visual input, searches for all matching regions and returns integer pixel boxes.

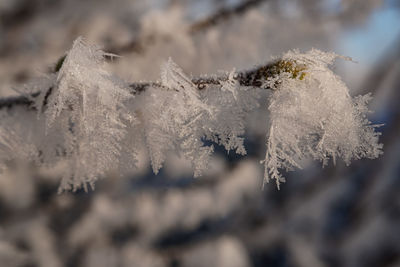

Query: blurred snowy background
[0,0,399,266]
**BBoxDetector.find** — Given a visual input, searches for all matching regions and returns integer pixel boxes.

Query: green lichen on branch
[239,59,308,90]
[269,60,308,80]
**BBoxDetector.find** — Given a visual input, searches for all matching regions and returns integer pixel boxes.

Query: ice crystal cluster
[0,39,382,192]
[263,49,383,188]
[134,58,259,178]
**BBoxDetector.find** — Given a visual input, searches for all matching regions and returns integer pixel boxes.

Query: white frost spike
[264,49,383,188]
[0,114,38,172]
[136,59,260,178]
[137,59,216,177]
[45,37,136,192]
[220,69,239,100]
[203,75,260,155]
[161,58,212,114]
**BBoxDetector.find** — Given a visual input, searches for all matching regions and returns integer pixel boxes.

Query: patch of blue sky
[339,6,400,64]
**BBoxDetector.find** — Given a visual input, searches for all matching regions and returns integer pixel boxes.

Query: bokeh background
[0,0,399,266]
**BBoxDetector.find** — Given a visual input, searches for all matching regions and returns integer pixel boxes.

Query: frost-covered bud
[198,83,206,89]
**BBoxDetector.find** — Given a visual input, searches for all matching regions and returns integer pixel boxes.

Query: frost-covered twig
[0,38,383,192]
[0,60,286,111]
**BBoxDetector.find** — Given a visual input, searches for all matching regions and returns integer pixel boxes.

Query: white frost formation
[40,38,135,192]
[263,49,383,188]
[134,58,258,177]
[0,39,383,191]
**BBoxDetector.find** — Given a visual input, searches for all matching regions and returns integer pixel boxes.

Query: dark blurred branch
[107,0,267,56]
[0,94,35,109]
[189,0,267,33]
[0,0,38,27]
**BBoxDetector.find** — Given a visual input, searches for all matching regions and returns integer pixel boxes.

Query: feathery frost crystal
[263,49,383,188]
[43,38,136,192]
[135,59,259,176]
[0,39,383,192]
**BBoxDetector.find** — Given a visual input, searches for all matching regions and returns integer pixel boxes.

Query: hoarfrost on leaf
[263,49,383,189]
